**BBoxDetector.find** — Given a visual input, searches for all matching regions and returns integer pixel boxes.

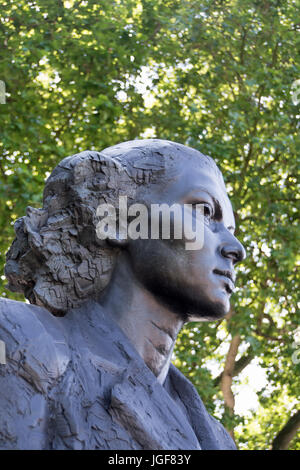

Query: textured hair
[5,139,223,315]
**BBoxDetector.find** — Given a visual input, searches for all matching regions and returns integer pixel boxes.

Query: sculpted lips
[213,269,236,294]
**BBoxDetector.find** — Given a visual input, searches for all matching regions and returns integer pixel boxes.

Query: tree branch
[0,160,7,182]
[214,347,254,387]
[239,26,248,66]
[271,410,300,450]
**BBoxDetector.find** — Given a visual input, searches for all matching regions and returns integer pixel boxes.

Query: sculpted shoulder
[0,297,70,393]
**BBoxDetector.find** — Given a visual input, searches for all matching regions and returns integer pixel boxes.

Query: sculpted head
[5,139,245,319]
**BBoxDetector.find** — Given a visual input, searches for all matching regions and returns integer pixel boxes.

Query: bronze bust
[0,139,245,449]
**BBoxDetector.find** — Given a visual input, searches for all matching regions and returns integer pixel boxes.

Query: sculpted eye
[191,202,214,221]
[203,203,213,221]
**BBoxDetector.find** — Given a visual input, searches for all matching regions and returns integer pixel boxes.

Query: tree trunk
[220,334,241,440]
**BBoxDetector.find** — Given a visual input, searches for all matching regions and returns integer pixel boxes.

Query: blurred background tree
[0,0,299,449]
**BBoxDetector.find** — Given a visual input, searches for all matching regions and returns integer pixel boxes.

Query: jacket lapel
[168,364,236,450]
[108,359,201,450]
[68,303,201,450]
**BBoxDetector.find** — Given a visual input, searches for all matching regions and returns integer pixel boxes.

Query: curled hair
[5,139,223,315]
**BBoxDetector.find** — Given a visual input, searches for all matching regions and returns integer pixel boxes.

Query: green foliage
[0,0,299,449]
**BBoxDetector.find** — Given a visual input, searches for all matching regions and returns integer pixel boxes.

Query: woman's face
[125,155,246,321]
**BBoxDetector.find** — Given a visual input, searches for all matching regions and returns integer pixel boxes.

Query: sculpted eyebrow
[186,187,231,226]
[212,197,222,220]
[212,198,236,232]
[187,187,215,202]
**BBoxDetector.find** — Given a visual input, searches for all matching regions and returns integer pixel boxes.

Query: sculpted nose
[220,235,246,265]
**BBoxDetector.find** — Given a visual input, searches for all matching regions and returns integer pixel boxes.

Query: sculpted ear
[95,202,129,249]
[106,235,129,248]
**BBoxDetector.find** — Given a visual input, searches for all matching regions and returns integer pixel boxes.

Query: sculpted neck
[98,252,184,384]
